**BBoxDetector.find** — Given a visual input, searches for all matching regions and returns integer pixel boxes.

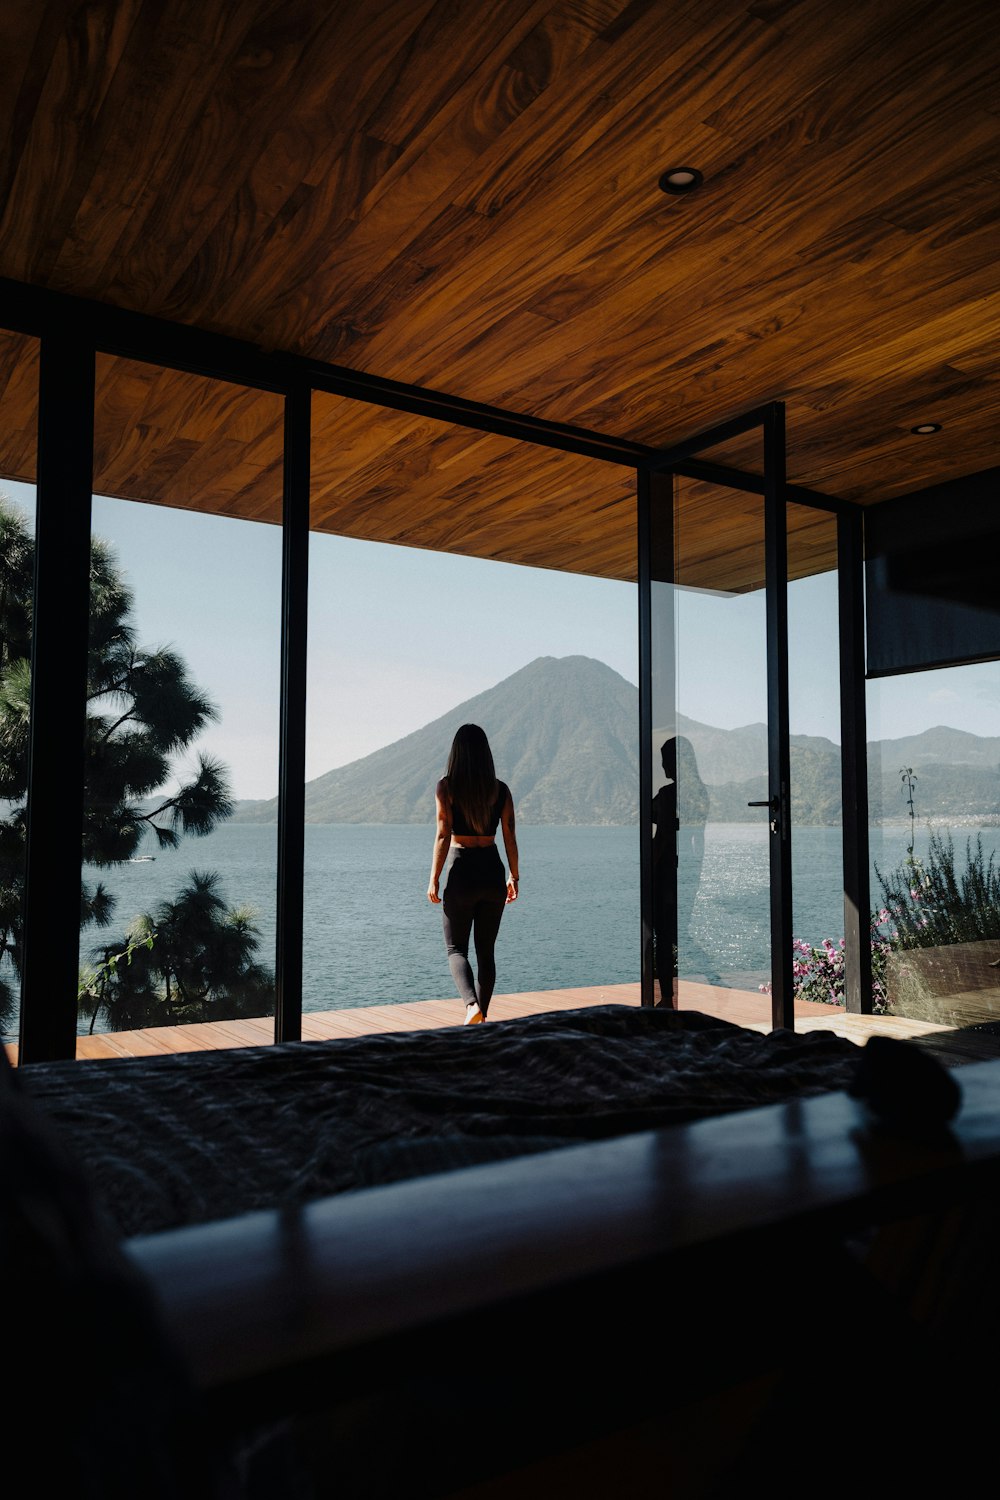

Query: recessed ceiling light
[911,422,942,434]
[658,167,703,194]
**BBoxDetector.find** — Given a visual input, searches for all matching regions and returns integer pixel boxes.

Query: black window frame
[0,279,867,1061]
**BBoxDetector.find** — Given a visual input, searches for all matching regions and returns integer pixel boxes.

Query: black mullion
[838,507,872,1013]
[764,404,794,1030]
[641,404,778,472]
[637,470,654,1006]
[302,365,643,467]
[6,275,818,1045]
[671,457,846,514]
[19,337,95,1063]
[275,387,310,1043]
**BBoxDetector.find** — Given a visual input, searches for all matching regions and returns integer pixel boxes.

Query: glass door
[640,406,794,1027]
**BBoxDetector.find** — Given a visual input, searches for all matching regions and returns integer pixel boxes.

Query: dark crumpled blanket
[18,1004,862,1238]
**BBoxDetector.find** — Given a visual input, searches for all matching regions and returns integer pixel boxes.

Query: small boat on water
[129,855,156,862]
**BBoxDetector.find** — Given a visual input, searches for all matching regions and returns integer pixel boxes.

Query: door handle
[747,796,780,834]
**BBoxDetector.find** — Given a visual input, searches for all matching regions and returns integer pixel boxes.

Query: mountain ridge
[231,656,1000,826]
[236,656,641,826]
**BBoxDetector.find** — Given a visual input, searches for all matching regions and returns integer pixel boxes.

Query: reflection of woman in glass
[427,724,519,1025]
[675,735,708,941]
[652,736,709,1005]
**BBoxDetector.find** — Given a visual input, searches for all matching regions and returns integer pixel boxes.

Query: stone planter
[886,938,1000,1026]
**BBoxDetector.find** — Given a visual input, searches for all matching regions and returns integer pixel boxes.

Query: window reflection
[868,662,1000,1028]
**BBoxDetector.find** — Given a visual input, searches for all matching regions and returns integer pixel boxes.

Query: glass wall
[649,473,844,1016]
[306,393,638,1031]
[78,358,283,1053]
[648,474,677,1006]
[787,505,844,1011]
[0,330,38,1056]
[666,474,772,1003]
[868,659,1000,1026]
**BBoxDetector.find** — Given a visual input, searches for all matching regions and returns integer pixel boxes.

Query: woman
[427,723,519,1025]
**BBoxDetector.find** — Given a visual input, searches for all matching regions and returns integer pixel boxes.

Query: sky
[3,476,1000,800]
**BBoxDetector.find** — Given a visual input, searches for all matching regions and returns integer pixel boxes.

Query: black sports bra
[450,780,508,837]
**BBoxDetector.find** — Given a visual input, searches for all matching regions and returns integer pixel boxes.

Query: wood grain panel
[0,0,998,583]
[0,329,38,484]
[93,356,284,522]
[310,390,636,576]
[675,477,839,592]
[211,0,557,354]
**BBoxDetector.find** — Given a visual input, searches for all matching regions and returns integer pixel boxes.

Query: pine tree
[80,874,273,1033]
[0,498,273,1032]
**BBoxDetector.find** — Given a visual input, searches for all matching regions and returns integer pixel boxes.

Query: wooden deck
[9,978,999,1066]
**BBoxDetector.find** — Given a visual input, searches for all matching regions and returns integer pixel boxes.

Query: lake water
[76,823,640,1020]
[56,817,997,1031]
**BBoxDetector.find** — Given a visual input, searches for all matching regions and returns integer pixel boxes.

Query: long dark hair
[446,724,497,834]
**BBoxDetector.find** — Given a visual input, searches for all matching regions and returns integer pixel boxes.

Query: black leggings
[442,845,506,1014]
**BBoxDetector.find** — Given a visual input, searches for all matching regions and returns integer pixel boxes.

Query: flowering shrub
[876,833,1000,949]
[760,911,894,1013]
[756,806,1000,1014]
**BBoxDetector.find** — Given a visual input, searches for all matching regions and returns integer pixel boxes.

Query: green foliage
[899,766,918,855]
[762,771,1000,1015]
[786,927,892,1013]
[0,497,270,1034]
[81,875,273,1032]
[873,763,1000,951]
[875,831,1000,950]
[79,928,157,1011]
[761,921,892,1014]
[0,503,33,672]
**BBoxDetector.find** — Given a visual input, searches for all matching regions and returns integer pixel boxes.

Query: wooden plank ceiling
[0,0,997,588]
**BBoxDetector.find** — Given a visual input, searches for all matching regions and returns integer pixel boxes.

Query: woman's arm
[500,788,519,902]
[427,779,452,903]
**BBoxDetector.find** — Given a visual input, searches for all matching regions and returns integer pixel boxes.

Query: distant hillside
[873,725,1000,770]
[707,744,845,826]
[674,714,768,786]
[232,657,1000,826]
[868,759,1000,825]
[694,741,1000,827]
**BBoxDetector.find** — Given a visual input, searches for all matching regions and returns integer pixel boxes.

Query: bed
[13,1003,864,1238]
[11,1002,995,1499]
